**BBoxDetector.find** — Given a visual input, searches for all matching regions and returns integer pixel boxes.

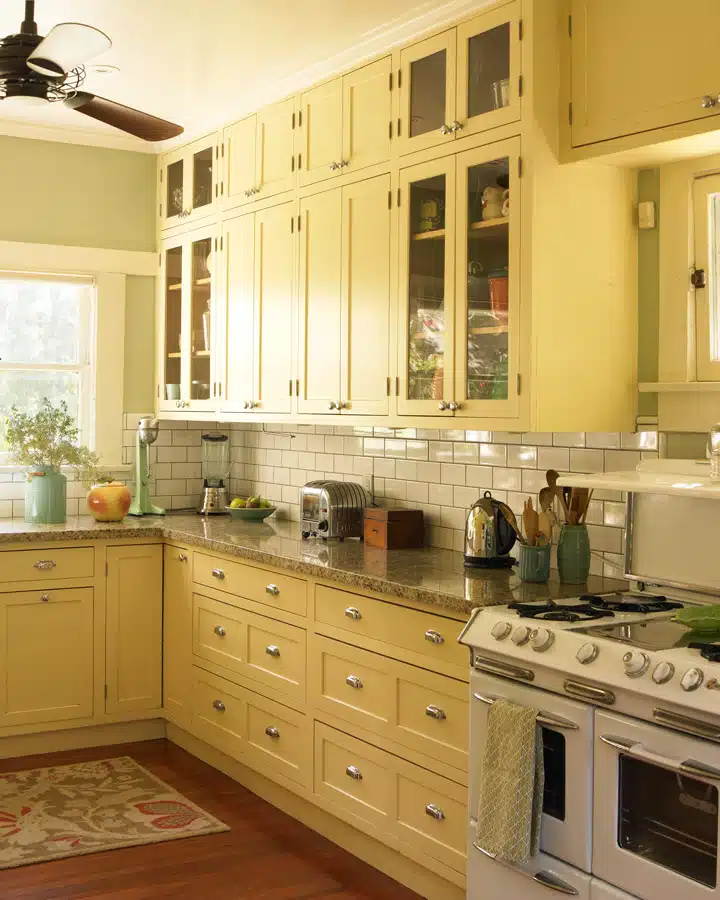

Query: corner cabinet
[159,133,221,230]
[163,545,192,724]
[399,137,520,420]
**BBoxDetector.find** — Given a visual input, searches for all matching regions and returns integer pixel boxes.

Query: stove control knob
[491,621,512,641]
[576,642,599,665]
[512,625,532,646]
[652,661,675,685]
[681,667,704,692]
[530,627,555,652]
[623,650,650,677]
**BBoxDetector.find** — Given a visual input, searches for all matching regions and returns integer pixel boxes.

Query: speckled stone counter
[0,515,626,616]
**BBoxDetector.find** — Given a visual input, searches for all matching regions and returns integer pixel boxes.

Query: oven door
[470,670,595,872]
[594,710,720,900]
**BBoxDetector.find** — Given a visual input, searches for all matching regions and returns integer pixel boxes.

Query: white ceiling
[0,0,486,152]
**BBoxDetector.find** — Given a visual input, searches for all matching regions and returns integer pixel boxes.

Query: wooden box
[363,508,424,550]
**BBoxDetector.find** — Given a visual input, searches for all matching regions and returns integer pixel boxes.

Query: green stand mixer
[128,416,166,516]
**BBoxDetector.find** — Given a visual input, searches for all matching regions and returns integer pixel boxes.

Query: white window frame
[693,172,720,381]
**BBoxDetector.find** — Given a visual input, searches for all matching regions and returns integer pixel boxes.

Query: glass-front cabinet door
[188,227,220,410]
[456,1,521,138]
[159,133,220,230]
[158,235,185,412]
[398,156,457,416]
[398,30,457,156]
[455,137,520,418]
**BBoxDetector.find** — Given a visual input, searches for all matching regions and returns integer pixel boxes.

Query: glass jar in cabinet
[159,133,220,230]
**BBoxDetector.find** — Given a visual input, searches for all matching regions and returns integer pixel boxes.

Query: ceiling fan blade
[27,23,111,77]
[64,92,184,142]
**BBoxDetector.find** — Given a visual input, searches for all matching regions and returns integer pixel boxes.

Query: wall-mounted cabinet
[159,133,221,230]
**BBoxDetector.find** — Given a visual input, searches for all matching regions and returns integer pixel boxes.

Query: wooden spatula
[523,498,539,547]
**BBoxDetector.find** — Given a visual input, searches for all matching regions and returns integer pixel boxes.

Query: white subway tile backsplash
[465,465,493,489]
[569,449,605,473]
[493,467,522,491]
[429,441,453,462]
[507,445,538,469]
[441,463,465,486]
[538,447,570,471]
[374,458,396,479]
[478,443,507,466]
[454,442,479,464]
[417,461,441,482]
[429,483,454,507]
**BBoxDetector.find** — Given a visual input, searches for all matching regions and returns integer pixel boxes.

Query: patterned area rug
[0,756,229,869]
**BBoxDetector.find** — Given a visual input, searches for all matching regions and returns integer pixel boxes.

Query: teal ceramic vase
[557,524,591,584]
[518,543,551,583]
[24,466,67,525]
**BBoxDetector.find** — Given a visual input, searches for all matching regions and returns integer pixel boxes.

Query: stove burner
[508,601,615,622]
[689,642,720,662]
[582,594,684,614]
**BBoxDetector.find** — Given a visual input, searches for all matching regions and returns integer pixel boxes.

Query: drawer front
[0,547,94,584]
[246,616,306,702]
[194,552,307,616]
[193,594,246,674]
[314,722,394,827]
[192,668,245,759]
[315,584,465,671]
[396,765,466,871]
[316,638,392,727]
[396,674,468,759]
[245,692,310,786]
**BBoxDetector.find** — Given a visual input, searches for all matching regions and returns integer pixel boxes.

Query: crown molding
[0,117,154,153]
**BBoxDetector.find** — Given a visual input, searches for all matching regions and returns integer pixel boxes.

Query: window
[693,174,720,379]
[0,274,95,456]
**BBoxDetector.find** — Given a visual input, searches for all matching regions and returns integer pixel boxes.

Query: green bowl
[226,506,276,522]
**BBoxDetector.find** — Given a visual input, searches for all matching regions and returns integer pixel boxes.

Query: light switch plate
[638,200,656,230]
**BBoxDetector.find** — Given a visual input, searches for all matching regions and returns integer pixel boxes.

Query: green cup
[557,524,591,584]
[518,542,551,583]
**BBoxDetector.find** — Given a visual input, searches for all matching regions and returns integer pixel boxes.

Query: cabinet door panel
[163,546,191,723]
[224,115,257,207]
[256,97,296,200]
[398,30,456,155]
[571,0,720,146]
[158,236,186,413]
[298,188,342,413]
[0,588,93,726]
[254,202,295,414]
[222,212,256,411]
[341,175,391,415]
[299,79,343,187]
[188,226,219,410]
[106,545,162,714]
[342,57,392,173]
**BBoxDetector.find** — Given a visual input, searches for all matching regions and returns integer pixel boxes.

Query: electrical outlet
[346,474,373,496]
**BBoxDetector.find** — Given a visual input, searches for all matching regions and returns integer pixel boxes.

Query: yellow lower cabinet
[193,667,245,759]
[193,552,307,616]
[314,723,466,873]
[163,545,192,723]
[310,635,468,772]
[0,546,94,585]
[0,588,93,727]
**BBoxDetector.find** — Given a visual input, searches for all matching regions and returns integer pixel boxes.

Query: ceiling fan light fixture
[2,78,47,105]
[27,22,111,78]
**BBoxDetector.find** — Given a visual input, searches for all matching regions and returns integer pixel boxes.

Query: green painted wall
[124,276,156,413]
[637,168,660,418]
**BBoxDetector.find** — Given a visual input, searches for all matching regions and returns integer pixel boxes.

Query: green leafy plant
[4,399,100,479]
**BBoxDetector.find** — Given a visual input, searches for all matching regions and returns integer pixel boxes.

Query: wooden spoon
[523,498,539,547]
[547,469,570,523]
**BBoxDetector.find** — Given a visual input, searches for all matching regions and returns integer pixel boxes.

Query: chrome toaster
[301,480,372,540]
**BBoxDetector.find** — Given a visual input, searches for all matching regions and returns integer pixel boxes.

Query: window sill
[0,463,132,477]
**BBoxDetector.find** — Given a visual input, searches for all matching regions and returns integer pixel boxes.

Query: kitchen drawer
[0,547,94,584]
[245,691,310,787]
[314,722,466,872]
[311,635,468,771]
[192,667,245,760]
[193,593,306,704]
[314,584,465,673]
[194,552,307,616]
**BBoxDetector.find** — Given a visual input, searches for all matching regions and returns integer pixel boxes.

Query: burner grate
[507,601,614,622]
[688,642,720,662]
[582,594,684,615]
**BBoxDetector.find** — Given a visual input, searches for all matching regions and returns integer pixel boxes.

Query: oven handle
[472,842,579,895]
[599,734,720,782]
[472,655,535,683]
[653,707,720,743]
[473,693,580,731]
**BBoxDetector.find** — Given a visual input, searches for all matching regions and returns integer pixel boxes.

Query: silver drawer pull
[266,583,280,596]
[214,625,227,637]
[346,765,363,780]
[33,560,56,570]
[212,699,226,712]
[345,607,362,620]
[211,567,225,580]
[563,679,615,705]
[346,675,363,689]
[425,803,445,821]
[40,593,50,602]
[177,552,188,562]
[265,726,280,739]
[424,629,444,645]
[425,705,447,721]
[265,644,281,658]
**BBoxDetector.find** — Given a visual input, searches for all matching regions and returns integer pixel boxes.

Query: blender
[199,432,230,515]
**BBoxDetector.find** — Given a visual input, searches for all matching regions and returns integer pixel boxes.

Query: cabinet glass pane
[164,246,183,398]
[408,175,446,400]
[466,157,509,400]
[193,147,214,210]
[410,50,446,138]
[166,160,183,218]
[190,237,213,400]
[467,23,511,119]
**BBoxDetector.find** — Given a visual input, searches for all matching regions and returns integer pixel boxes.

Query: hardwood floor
[0,738,422,900]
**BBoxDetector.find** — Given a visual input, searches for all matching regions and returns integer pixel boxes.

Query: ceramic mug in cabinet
[482,186,509,221]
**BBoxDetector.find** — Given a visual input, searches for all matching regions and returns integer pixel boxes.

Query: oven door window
[542,727,566,821]
[618,754,718,888]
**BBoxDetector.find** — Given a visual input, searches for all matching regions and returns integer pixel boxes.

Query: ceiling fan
[0,0,183,141]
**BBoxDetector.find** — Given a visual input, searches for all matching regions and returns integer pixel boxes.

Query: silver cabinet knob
[328,400,338,410]
[345,607,362,620]
[40,593,50,602]
[425,803,446,821]
[265,726,280,739]
[425,705,447,720]
[175,400,181,408]
[346,765,363,780]
[211,568,226,580]
[212,699,226,711]
[33,560,56,570]
[447,401,460,411]
[337,400,348,409]
[345,674,363,689]
[424,629,444,645]
[177,552,188,562]
[440,124,452,135]
[265,644,281,658]
[338,160,349,168]
[265,583,280,596]
[437,401,448,411]
[329,162,339,171]
[702,95,717,109]
[449,120,464,132]
[213,625,227,637]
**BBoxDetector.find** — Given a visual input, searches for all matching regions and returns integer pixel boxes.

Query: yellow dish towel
[475,698,545,864]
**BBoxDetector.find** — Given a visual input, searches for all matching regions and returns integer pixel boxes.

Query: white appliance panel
[590,881,638,899]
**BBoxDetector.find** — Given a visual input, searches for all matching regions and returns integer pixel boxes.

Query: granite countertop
[0,515,626,616]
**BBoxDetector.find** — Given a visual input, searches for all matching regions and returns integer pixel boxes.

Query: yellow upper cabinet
[159,133,220,230]
[570,0,720,148]
[224,114,257,207]
[299,57,392,187]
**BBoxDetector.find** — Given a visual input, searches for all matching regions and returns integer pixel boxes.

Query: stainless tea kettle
[464,490,517,568]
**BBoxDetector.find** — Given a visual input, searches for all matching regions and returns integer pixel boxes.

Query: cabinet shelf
[470,324,508,335]
[167,352,182,358]
[469,217,509,232]
[412,229,446,241]
[167,283,182,292]
[193,277,212,286]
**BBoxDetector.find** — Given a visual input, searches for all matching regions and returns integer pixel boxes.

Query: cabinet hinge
[518,18,523,40]
[397,69,402,89]
[221,180,224,195]
[222,142,225,158]
[395,376,400,396]
[215,145,219,160]
[389,72,393,91]
[397,117,401,137]
[214,236,217,251]
[291,155,295,172]
[104,684,108,699]
[298,214,302,232]
[158,252,161,265]
[568,102,573,125]
[296,378,300,397]
[389,120,392,140]
[298,110,303,127]
[160,169,163,182]
[518,74,523,97]
[298,152,302,169]
[691,268,707,289]
[220,235,223,251]
[291,216,294,233]
[158,203,162,217]
[568,14,572,37]
[386,376,391,396]
[157,384,160,399]
[289,378,293,396]
[518,156,523,178]
[105,561,109,577]
[517,374,522,396]
[292,111,296,129]
[388,189,392,210]
[397,187,401,207]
